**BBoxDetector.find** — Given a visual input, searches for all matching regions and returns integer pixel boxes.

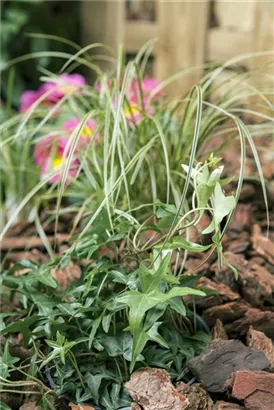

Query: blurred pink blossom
[63,118,100,147]
[19,89,44,113]
[19,73,86,112]
[43,73,86,102]
[129,77,162,104]
[34,135,79,184]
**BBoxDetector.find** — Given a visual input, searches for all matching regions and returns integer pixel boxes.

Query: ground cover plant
[0,44,273,409]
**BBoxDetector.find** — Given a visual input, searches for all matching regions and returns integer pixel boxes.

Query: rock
[212,319,228,340]
[176,383,214,410]
[187,339,270,392]
[247,327,274,368]
[227,370,274,410]
[125,368,189,410]
[213,401,245,410]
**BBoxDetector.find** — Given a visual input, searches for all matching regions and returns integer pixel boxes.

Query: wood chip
[251,224,274,265]
[213,401,245,410]
[131,404,142,410]
[20,404,41,410]
[211,252,274,307]
[51,261,81,291]
[247,327,274,368]
[125,368,189,410]
[227,370,274,410]
[176,383,214,410]
[225,309,274,340]
[0,234,70,251]
[6,249,49,264]
[193,277,239,310]
[212,319,228,340]
[69,403,95,410]
[203,301,250,328]
[229,203,253,232]
[188,339,270,393]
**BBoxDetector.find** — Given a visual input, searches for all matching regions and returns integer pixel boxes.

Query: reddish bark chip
[203,301,249,327]
[227,370,274,410]
[229,203,253,232]
[247,327,274,368]
[125,368,189,410]
[251,224,274,265]
[193,277,239,310]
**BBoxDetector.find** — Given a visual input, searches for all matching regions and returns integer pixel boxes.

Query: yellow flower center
[60,85,75,94]
[81,126,93,139]
[124,105,140,117]
[52,155,63,169]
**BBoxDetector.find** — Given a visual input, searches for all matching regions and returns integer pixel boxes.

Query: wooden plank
[124,21,157,53]
[155,1,210,97]
[81,0,125,68]
[208,28,252,61]
[248,1,274,116]
[215,1,256,31]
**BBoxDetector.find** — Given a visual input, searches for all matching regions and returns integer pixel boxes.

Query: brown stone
[125,368,189,410]
[247,327,274,368]
[227,370,274,410]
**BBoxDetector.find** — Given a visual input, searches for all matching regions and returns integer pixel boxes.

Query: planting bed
[1,136,273,410]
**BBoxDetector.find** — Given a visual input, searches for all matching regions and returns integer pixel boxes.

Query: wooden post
[249,0,274,115]
[81,0,125,70]
[155,0,210,97]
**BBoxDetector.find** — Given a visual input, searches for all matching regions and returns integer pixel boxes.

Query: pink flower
[124,98,154,127]
[63,118,100,147]
[34,135,79,184]
[129,78,162,104]
[96,79,112,93]
[43,73,87,102]
[19,89,44,113]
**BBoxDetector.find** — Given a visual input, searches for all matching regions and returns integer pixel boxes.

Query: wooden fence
[81,1,274,96]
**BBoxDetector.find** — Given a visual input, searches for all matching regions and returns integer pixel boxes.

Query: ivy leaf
[138,253,176,293]
[118,287,205,338]
[0,342,20,380]
[155,237,211,252]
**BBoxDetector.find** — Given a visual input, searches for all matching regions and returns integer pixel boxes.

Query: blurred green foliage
[1,0,80,108]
